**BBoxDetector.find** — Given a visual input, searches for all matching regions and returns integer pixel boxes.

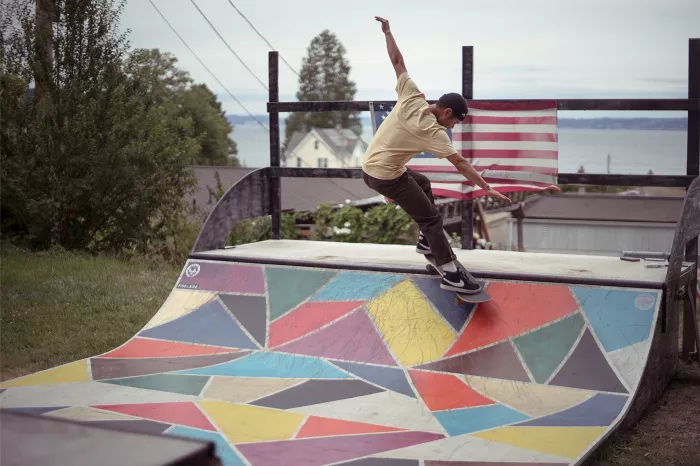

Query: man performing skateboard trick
[362,16,512,295]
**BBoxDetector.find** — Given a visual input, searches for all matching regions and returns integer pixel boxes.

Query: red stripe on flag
[432,185,557,200]
[453,132,557,142]
[459,150,558,160]
[464,116,558,125]
[467,101,558,111]
[454,179,559,188]
[409,165,558,176]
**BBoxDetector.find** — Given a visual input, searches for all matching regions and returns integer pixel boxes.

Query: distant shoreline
[227,115,688,131]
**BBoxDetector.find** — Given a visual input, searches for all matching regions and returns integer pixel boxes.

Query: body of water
[230,121,689,176]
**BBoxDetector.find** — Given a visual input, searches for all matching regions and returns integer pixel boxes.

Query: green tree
[123,48,239,166]
[0,0,199,253]
[283,30,362,158]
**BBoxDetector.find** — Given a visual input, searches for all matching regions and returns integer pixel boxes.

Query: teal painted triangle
[176,351,352,379]
[100,374,209,396]
[167,426,245,465]
[266,267,336,321]
[309,271,405,301]
[513,312,586,383]
[571,287,658,352]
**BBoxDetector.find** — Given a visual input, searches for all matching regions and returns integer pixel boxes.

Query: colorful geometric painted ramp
[0,259,663,466]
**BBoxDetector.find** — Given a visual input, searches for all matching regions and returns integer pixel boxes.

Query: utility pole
[34,0,55,103]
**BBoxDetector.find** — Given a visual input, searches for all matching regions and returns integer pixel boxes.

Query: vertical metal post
[460,45,475,249]
[269,51,281,239]
[682,38,699,357]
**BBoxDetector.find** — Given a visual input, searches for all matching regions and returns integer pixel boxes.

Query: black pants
[363,168,456,266]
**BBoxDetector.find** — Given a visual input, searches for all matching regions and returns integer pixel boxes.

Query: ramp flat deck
[0,244,673,465]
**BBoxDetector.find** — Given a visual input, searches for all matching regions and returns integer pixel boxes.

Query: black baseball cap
[438,93,469,121]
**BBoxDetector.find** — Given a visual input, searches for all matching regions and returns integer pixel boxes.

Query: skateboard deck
[424,253,491,303]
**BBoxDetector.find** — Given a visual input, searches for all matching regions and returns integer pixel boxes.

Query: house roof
[285,128,368,159]
[521,192,683,223]
[185,166,380,216]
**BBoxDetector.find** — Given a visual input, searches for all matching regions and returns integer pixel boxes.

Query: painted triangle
[92,401,215,431]
[177,351,352,379]
[84,419,171,435]
[416,341,531,382]
[343,459,418,466]
[434,404,530,436]
[236,431,445,466]
[571,287,658,352]
[517,393,628,427]
[167,426,246,466]
[296,416,405,438]
[100,374,210,396]
[218,294,267,347]
[177,261,265,294]
[408,370,495,411]
[309,271,405,301]
[330,360,416,398]
[445,282,579,357]
[99,337,237,358]
[250,379,384,409]
[268,300,363,348]
[3,406,68,415]
[266,266,336,321]
[276,308,396,366]
[1,360,89,388]
[411,276,474,331]
[549,328,628,393]
[138,299,258,349]
[513,313,586,383]
[90,351,248,380]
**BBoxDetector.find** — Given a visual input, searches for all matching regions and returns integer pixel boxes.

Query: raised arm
[375,16,406,78]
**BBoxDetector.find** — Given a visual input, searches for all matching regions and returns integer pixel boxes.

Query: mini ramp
[0,240,682,466]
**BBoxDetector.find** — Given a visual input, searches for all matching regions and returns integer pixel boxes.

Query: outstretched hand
[485,187,512,205]
[375,16,390,33]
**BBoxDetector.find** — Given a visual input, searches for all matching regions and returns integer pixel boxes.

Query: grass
[1,244,699,465]
[0,242,181,380]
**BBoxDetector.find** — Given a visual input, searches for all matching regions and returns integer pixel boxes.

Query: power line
[225,0,300,78]
[189,0,268,91]
[147,0,268,131]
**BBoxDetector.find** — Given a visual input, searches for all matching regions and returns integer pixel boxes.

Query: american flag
[369,100,560,200]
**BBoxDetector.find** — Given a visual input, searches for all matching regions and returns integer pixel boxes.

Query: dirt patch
[587,360,700,466]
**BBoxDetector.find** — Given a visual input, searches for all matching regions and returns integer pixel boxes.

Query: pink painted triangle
[92,402,215,431]
[276,308,397,366]
[268,300,364,348]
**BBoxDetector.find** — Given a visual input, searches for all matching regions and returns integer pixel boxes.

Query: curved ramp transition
[1,258,662,465]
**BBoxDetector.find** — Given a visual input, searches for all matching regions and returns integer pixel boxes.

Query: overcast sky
[120,0,700,116]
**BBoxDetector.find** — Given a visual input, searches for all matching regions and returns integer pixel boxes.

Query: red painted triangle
[408,370,495,411]
[296,416,405,438]
[100,338,238,358]
[92,402,215,431]
[269,301,364,348]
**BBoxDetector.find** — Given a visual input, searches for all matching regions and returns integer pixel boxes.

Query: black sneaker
[416,234,431,254]
[441,268,482,294]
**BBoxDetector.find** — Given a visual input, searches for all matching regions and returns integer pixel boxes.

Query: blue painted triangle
[167,426,245,465]
[433,404,530,436]
[330,360,416,398]
[138,299,258,349]
[571,287,658,352]
[411,277,474,331]
[176,351,352,379]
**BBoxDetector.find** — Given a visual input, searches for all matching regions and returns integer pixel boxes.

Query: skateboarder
[362,16,512,294]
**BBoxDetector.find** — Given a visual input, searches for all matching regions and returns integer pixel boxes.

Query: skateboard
[424,253,491,304]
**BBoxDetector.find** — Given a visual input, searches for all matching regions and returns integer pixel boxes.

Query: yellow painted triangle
[198,400,305,443]
[462,375,596,417]
[143,289,217,330]
[366,280,455,367]
[473,426,607,459]
[0,359,89,388]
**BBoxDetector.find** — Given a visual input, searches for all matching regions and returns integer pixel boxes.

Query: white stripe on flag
[454,141,558,151]
[466,109,557,118]
[408,158,559,169]
[463,124,558,133]
[423,171,558,184]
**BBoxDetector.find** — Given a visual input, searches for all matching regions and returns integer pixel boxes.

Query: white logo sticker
[634,293,655,311]
[185,263,201,278]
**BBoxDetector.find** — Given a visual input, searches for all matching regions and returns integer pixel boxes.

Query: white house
[283,128,368,169]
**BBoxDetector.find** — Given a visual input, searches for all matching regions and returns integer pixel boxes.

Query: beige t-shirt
[362,72,457,180]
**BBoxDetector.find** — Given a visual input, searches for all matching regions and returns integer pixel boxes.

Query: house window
[314,140,319,150]
[317,157,328,168]
[297,157,302,167]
